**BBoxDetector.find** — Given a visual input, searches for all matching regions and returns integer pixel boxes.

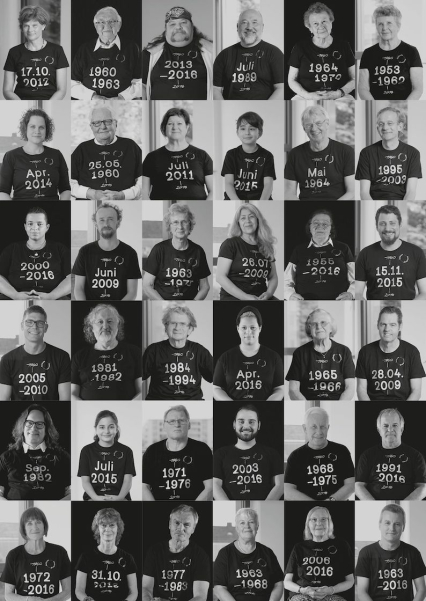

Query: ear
[233,420,236,431]
[258,420,261,431]
[45,223,50,233]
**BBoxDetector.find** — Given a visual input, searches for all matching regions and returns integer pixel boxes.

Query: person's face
[378,411,403,449]
[25,516,45,541]
[376,15,400,43]
[308,11,332,39]
[303,113,329,145]
[237,10,264,47]
[233,409,260,442]
[376,212,401,246]
[377,111,403,144]
[23,410,46,447]
[96,416,118,445]
[308,508,330,539]
[379,510,403,544]
[96,207,119,239]
[24,212,50,243]
[92,308,119,345]
[238,208,258,236]
[377,312,401,344]
[22,311,48,343]
[308,311,332,342]
[22,19,45,42]
[98,520,118,545]
[169,212,191,241]
[310,213,332,244]
[169,511,196,543]
[94,9,122,43]
[90,108,117,144]
[165,311,193,343]
[165,18,194,46]
[237,120,261,146]
[165,115,189,142]
[237,316,261,346]
[26,115,46,145]
[235,512,258,541]
[164,409,190,441]
[303,412,330,449]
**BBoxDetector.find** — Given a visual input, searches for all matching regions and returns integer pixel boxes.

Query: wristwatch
[338,88,345,98]
[328,496,336,501]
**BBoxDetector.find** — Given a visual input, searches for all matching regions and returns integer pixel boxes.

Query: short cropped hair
[373,4,402,27]
[380,503,405,529]
[235,507,259,527]
[377,305,403,327]
[170,504,199,527]
[25,207,49,224]
[234,403,260,422]
[164,405,190,422]
[236,112,264,137]
[20,507,49,540]
[164,204,196,234]
[304,2,334,28]
[160,108,191,137]
[304,406,329,425]
[305,309,337,338]
[94,6,122,24]
[376,407,404,431]
[19,6,50,29]
[375,204,402,226]
[22,305,47,322]
[301,105,329,127]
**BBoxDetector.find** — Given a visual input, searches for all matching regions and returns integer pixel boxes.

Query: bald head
[237,9,264,47]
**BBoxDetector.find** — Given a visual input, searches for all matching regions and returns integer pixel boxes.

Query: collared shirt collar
[94,135,118,146]
[94,35,121,51]
[23,441,47,454]
[308,238,334,248]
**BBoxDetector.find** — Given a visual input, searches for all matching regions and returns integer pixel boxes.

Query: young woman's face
[96,416,118,445]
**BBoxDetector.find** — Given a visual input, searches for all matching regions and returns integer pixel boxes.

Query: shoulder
[293,341,314,356]
[187,340,210,354]
[361,44,379,57]
[359,340,379,355]
[360,141,381,156]
[400,442,423,457]
[255,443,280,457]
[217,346,240,362]
[144,340,166,354]
[1,346,23,361]
[3,147,22,160]
[288,141,309,155]
[4,545,24,562]
[187,239,204,253]
[287,444,307,461]
[187,438,211,452]
[45,542,68,555]
[327,440,352,454]
[330,139,354,153]
[398,141,420,156]
[199,39,213,54]
[45,343,69,359]
[46,41,66,52]
[188,144,209,158]
[399,540,423,556]
[215,444,235,457]
[117,240,137,254]
[217,42,240,57]
[44,146,64,158]
[330,339,352,355]
[74,40,98,54]
[398,339,421,354]
[257,145,274,159]
[144,146,164,159]
[0,447,20,462]
[256,541,276,556]
[260,40,283,55]
[73,139,95,153]
[259,345,282,361]
[400,41,421,54]
[358,241,380,255]
[77,241,97,253]
[115,441,133,453]
[145,439,165,453]
[120,342,141,355]
[81,441,96,453]
[145,41,165,56]
[116,136,140,150]
[359,541,379,557]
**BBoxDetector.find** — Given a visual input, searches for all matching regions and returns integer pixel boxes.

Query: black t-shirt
[0,240,70,295]
[142,145,213,200]
[284,440,354,500]
[142,438,213,500]
[71,39,141,98]
[0,446,70,500]
[144,540,210,601]
[360,41,423,100]
[0,146,70,200]
[71,342,142,400]
[213,40,284,99]
[214,541,284,601]
[285,340,355,400]
[4,42,69,100]
[288,240,353,300]
[0,543,71,597]
[356,443,426,500]
[214,345,284,400]
[221,145,276,200]
[0,343,70,401]
[285,538,353,601]
[355,141,422,200]
[288,38,355,93]
[76,547,137,601]
[355,340,425,401]
[142,42,208,100]
[355,240,426,300]
[72,240,141,300]
[214,443,282,500]
[71,137,142,195]
[356,541,426,601]
[285,139,354,200]
[218,237,273,300]
[144,239,211,300]
[77,440,136,500]
[143,339,213,400]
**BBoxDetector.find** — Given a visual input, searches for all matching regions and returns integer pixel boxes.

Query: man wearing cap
[213,9,284,100]
[71,6,142,100]
[142,6,213,100]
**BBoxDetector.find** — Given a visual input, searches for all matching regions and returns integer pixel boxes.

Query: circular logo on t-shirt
[257,359,266,368]
[398,153,407,162]
[116,53,126,63]
[328,453,338,462]
[185,152,195,160]
[256,156,266,166]
[188,258,198,268]
[398,557,408,566]
[396,356,405,366]
[255,49,264,59]
[328,545,337,555]
[41,361,50,370]
[398,254,409,264]
[186,351,194,360]
[332,51,342,60]
[183,455,193,464]
[44,157,54,165]
[331,249,343,257]
[43,252,52,260]
[187,50,198,59]
[399,454,408,463]
[114,256,124,265]
[113,353,124,361]
[182,557,192,567]
[45,56,54,65]
[397,54,406,64]
[113,150,124,158]
[114,450,124,459]
[332,354,342,363]
[118,556,127,567]
[45,559,56,569]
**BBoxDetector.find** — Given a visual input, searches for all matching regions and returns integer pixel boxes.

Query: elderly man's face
[165,311,193,344]
[92,308,119,345]
[165,18,194,46]
[379,510,403,544]
[94,9,122,44]
[90,108,117,145]
[96,207,120,239]
[24,410,46,447]
[376,15,400,42]
[378,411,403,449]
[303,113,329,145]
[234,409,259,442]
[303,412,329,450]
[377,312,401,344]
[238,10,264,47]
[164,409,190,441]
[169,511,196,543]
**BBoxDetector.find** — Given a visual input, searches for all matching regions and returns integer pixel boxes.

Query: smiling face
[238,208,258,237]
[25,516,45,541]
[95,207,119,239]
[94,8,122,44]
[302,112,329,145]
[90,108,117,145]
[169,210,191,242]
[165,115,189,143]
[379,510,404,545]
[237,315,261,347]
[237,10,264,47]
[308,11,333,40]
[98,520,118,545]
[376,211,401,246]
[22,19,46,42]
[378,411,403,449]
[24,409,46,447]
[92,308,119,345]
[377,110,403,144]
[303,411,329,450]
[169,511,196,544]
[96,416,118,446]
[310,213,332,245]
[26,115,46,145]
[234,409,259,443]
[308,310,332,342]
[22,311,48,344]
[165,18,194,46]
[237,120,261,146]
[308,508,330,541]
[235,511,258,542]
[25,212,50,244]
[376,15,400,43]
[377,312,401,345]
[165,311,192,344]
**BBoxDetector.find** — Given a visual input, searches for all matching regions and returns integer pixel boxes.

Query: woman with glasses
[284,506,354,601]
[142,108,213,200]
[284,209,354,300]
[77,409,136,501]
[143,204,211,300]
[0,404,70,500]
[3,6,69,100]
[284,105,355,200]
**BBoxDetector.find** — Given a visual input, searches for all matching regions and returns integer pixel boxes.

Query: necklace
[25,39,46,51]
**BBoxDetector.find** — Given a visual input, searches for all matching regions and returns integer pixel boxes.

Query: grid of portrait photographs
[1,2,426,601]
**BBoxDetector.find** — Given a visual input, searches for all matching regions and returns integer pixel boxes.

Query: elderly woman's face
[303,113,329,144]
[92,308,119,344]
[235,512,258,540]
[166,311,192,343]
[308,508,329,539]
[376,15,400,42]
[169,211,191,240]
[238,208,258,236]
[27,116,46,145]
[165,115,189,141]
[98,520,118,544]
[310,213,332,243]
[308,311,332,341]
[25,517,45,541]
[308,11,332,38]
[94,9,122,43]
[24,410,46,447]
[22,19,46,41]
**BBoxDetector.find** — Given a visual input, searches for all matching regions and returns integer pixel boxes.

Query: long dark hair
[9,404,61,451]
[145,26,212,51]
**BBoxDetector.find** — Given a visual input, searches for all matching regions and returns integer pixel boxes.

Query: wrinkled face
[165,115,189,142]
[238,208,258,236]
[92,308,119,344]
[302,113,329,145]
[96,416,118,445]
[379,510,403,544]
[308,508,329,538]
[24,410,46,446]
[96,207,120,239]
[376,15,400,42]
[237,316,261,346]
[165,311,192,343]
[94,9,122,43]
[169,211,191,240]
[22,311,48,343]
[25,212,50,242]
[22,19,46,41]
[237,120,261,145]
[308,310,332,341]
[234,409,259,442]
[90,108,117,144]
[308,11,332,38]
[377,111,403,143]
[25,517,45,541]
[310,213,332,244]
[377,312,401,344]
[376,212,401,246]
[169,511,196,543]
[235,512,258,540]
[378,411,403,448]
[165,18,194,45]
[238,10,264,47]
[303,412,329,449]
[98,520,118,544]
[27,115,46,144]
[164,409,190,440]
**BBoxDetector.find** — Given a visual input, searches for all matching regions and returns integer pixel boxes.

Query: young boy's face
[237,120,261,144]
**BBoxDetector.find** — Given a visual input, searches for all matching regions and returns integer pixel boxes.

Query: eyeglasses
[171,220,190,227]
[95,20,119,27]
[25,420,45,429]
[168,322,190,329]
[165,419,189,426]
[24,320,46,328]
[311,221,331,228]
[303,119,327,131]
[91,120,114,128]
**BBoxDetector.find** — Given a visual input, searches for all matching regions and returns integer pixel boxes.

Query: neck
[171,237,189,250]
[308,440,328,450]
[97,438,115,448]
[313,339,332,353]
[380,539,400,551]
[98,237,119,251]
[240,39,261,49]
[379,38,400,51]
[167,438,188,452]
[25,539,46,554]
[235,438,256,450]
[169,538,189,553]
[100,35,117,46]
[309,137,329,152]
[313,34,333,47]
[98,542,117,555]
[24,142,44,154]
[96,136,115,146]
[381,138,400,151]
[380,238,402,251]
[311,237,329,247]
[382,441,401,450]
[379,338,400,353]
[241,142,258,153]
[241,233,257,245]
[239,343,260,356]
[26,38,45,51]
[24,340,45,355]
[166,140,189,151]
[27,238,46,250]
[236,539,256,553]
[169,338,187,349]
[312,534,329,543]
[94,339,119,351]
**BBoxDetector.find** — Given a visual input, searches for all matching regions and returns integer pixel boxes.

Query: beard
[235,428,257,442]
[100,227,114,239]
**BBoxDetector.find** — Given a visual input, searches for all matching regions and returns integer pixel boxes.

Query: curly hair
[236,112,264,137]
[304,2,334,28]
[162,303,197,329]
[92,508,125,544]
[91,202,123,225]
[304,506,335,540]
[160,108,191,137]
[19,6,50,29]
[145,26,212,51]
[373,4,402,27]
[20,507,49,540]
[83,304,125,344]
[305,309,337,339]
[305,209,336,240]
[9,404,60,451]
[164,204,196,235]
[93,410,121,442]
[228,204,276,261]
[19,108,54,142]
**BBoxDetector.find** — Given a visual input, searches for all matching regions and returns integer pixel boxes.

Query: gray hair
[376,408,405,431]
[89,104,117,123]
[83,304,125,344]
[301,105,329,127]
[235,508,259,527]
[304,506,335,540]
[164,204,196,235]
[170,504,199,527]
[380,503,405,529]
[162,304,197,329]
[373,4,402,27]
[164,405,190,422]
[305,309,337,339]
[94,6,122,24]
[304,406,329,425]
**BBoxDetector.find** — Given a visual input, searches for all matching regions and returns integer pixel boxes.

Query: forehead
[167,114,185,123]
[377,212,398,222]
[168,18,191,25]
[240,207,255,217]
[381,510,401,522]
[94,308,117,321]
[96,207,117,220]
[24,19,43,25]
[239,10,263,22]
[165,409,187,420]
[96,9,117,19]
[378,111,398,122]
[309,11,331,21]
[27,410,44,422]
[170,511,194,523]
[236,511,256,522]
[92,108,113,121]
[309,310,330,323]
[26,212,46,223]
[311,213,331,223]
[310,508,328,519]
[303,110,327,123]
[97,416,116,426]
[238,120,256,128]
[379,312,399,323]
[239,316,259,327]
[235,410,258,421]
[169,311,189,323]
[380,411,400,424]
[25,311,45,321]
[28,115,46,125]
[306,412,329,427]
[376,15,398,23]
[99,518,118,525]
